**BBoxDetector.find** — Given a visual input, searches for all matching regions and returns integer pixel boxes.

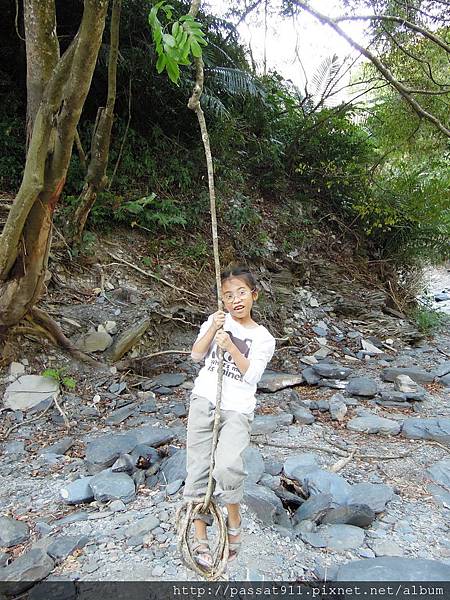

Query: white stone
[9,362,25,379]
[361,339,384,354]
[104,321,118,334]
[3,375,59,411]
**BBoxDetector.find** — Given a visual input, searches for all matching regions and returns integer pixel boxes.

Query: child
[183,265,276,568]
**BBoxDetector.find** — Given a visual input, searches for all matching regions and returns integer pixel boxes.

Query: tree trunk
[70,0,122,245]
[0,0,109,331]
[23,0,59,147]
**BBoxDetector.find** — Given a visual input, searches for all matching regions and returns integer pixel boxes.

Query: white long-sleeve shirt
[191,313,276,414]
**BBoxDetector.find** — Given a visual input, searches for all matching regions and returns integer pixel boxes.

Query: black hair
[220,265,257,291]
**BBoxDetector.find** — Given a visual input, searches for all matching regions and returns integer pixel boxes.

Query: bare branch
[334,14,450,54]
[292,1,450,137]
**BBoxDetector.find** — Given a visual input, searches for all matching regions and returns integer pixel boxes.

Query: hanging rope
[175,0,229,581]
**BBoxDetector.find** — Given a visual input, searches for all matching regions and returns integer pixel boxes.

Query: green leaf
[165,56,180,84]
[62,377,76,391]
[41,368,60,382]
[156,53,166,73]
[163,33,176,48]
[172,21,180,38]
[190,38,202,58]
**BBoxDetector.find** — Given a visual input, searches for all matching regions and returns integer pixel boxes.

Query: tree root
[22,307,103,367]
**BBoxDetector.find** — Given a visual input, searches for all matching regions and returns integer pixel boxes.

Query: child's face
[221,277,257,320]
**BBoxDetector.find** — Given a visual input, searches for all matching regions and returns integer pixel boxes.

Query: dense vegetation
[0,0,448,275]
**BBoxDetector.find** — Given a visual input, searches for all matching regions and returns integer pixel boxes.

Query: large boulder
[159,448,187,483]
[3,375,59,411]
[0,548,54,595]
[243,447,265,484]
[346,482,394,512]
[0,516,30,547]
[317,524,365,551]
[346,377,378,397]
[381,367,434,384]
[304,469,351,504]
[336,557,450,581]
[283,453,320,481]
[243,483,291,528]
[402,418,450,443]
[89,471,136,503]
[347,415,401,435]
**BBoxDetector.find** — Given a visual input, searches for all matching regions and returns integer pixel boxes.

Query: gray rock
[109,381,127,394]
[290,403,315,425]
[302,367,321,385]
[258,370,303,392]
[76,331,113,352]
[166,479,184,495]
[59,477,94,505]
[322,504,376,528]
[3,375,59,411]
[251,413,293,436]
[243,446,265,483]
[439,373,450,386]
[85,425,175,469]
[293,493,335,524]
[0,548,54,595]
[380,390,408,403]
[0,552,8,567]
[347,415,401,435]
[52,511,90,526]
[111,453,135,473]
[312,364,352,379]
[138,397,157,413]
[125,515,160,538]
[369,539,404,556]
[402,418,450,443]
[346,483,394,512]
[381,367,434,384]
[90,471,136,503]
[346,377,378,397]
[300,532,327,548]
[171,403,187,418]
[243,483,291,528]
[427,459,450,507]
[283,453,320,480]
[106,403,138,425]
[433,361,450,378]
[329,396,347,421]
[336,557,450,581]
[160,448,187,483]
[305,469,352,504]
[264,459,283,476]
[109,500,127,512]
[0,516,30,547]
[318,523,365,551]
[47,535,88,561]
[151,373,186,388]
[394,375,426,400]
[318,379,348,390]
[39,436,74,456]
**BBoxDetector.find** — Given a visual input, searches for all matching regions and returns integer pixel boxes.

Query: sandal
[192,537,213,569]
[226,517,242,563]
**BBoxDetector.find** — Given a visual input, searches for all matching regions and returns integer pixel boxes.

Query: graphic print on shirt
[207,331,253,381]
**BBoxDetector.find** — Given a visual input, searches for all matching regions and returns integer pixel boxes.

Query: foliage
[409,305,449,334]
[115,192,187,230]
[148,1,207,83]
[41,368,76,391]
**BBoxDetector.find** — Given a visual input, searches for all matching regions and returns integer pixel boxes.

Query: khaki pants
[183,394,254,507]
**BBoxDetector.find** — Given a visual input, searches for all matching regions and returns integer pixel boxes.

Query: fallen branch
[262,440,349,457]
[53,395,71,430]
[116,349,191,371]
[329,450,356,473]
[106,252,200,298]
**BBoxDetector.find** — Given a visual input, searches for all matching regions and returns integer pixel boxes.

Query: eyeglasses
[222,288,255,303]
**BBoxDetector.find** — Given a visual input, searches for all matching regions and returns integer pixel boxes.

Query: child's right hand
[212,310,226,331]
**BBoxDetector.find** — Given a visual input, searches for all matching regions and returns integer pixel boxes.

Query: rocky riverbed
[1,262,450,593]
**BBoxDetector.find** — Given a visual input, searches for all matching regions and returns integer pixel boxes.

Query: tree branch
[291,1,450,137]
[334,14,450,54]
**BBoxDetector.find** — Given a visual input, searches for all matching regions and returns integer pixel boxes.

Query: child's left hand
[215,330,234,352]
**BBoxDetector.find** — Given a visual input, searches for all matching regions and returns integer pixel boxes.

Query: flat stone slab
[150,373,186,388]
[346,482,394,513]
[369,539,404,556]
[347,415,401,435]
[90,471,135,503]
[322,504,376,528]
[318,524,365,551]
[427,458,450,507]
[283,453,320,480]
[46,535,88,561]
[125,515,160,538]
[0,516,30,547]
[0,548,54,595]
[160,449,187,483]
[3,375,59,411]
[381,367,434,384]
[251,413,293,436]
[258,370,303,392]
[346,377,378,397]
[312,364,352,380]
[85,425,176,468]
[402,418,450,443]
[305,469,352,504]
[336,557,450,581]
[39,436,74,456]
[59,477,94,505]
